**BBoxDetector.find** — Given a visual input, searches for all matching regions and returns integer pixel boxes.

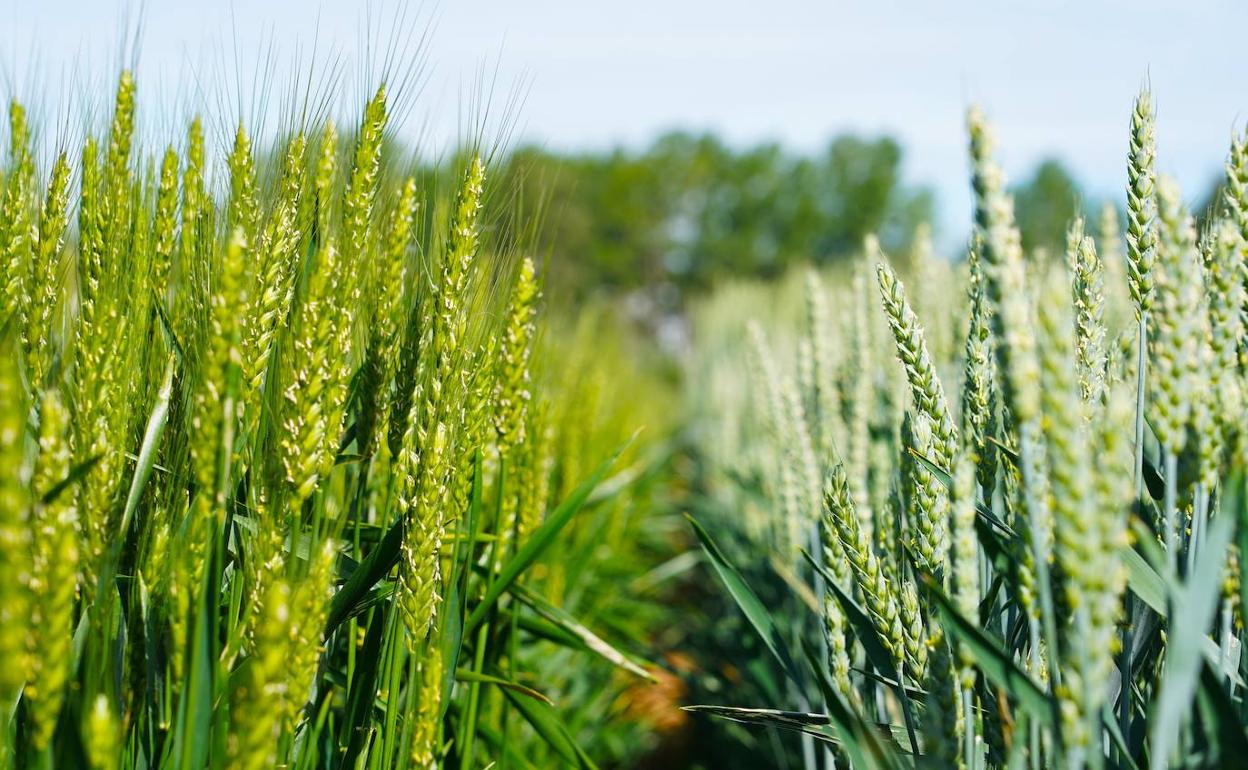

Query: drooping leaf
[800,638,907,770]
[510,582,657,681]
[681,705,844,745]
[455,669,553,706]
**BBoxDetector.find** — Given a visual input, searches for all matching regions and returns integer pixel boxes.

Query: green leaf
[510,609,585,648]
[1121,545,1167,614]
[339,604,388,767]
[1195,659,1248,763]
[801,549,898,679]
[465,434,635,635]
[41,453,103,505]
[120,357,174,533]
[151,289,185,362]
[681,705,847,746]
[174,526,218,770]
[1120,529,1242,687]
[454,669,553,706]
[686,513,800,683]
[510,583,657,681]
[1149,512,1234,770]
[325,515,403,633]
[503,689,598,769]
[1101,705,1142,770]
[921,572,1056,729]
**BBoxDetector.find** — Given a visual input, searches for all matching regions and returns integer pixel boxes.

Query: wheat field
[3,15,1248,770]
[0,67,677,769]
[683,92,1248,769]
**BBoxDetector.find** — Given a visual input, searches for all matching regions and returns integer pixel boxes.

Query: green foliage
[494,132,933,298]
[1011,159,1086,256]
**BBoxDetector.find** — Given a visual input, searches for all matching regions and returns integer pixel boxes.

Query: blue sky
[4,0,1248,238]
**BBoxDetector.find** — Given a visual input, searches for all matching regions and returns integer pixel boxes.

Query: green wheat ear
[0,335,30,703]
[398,155,487,648]
[1065,216,1108,406]
[901,409,950,578]
[280,231,355,504]
[747,321,803,552]
[968,107,1041,429]
[804,270,839,463]
[517,401,556,543]
[1126,89,1159,318]
[344,84,388,296]
[150,146,179,303]
[25,152,71,386]
[495,256,540,454]
[968,104,1058,688]
[823,463,907,672]
[354,172,417,459]
[1149,176,1199,457]
[1036,279,1108,761]
[948,446,980,686]
[961,236,996,495]
[228,577,291,770]
[922,627,964,770]
[191,227,248,498]
[409,647,446,767]
[1202,219,1244,448]
[27,388,79,749]
[281,538,337,735]
[875,254,958,467]
[227,122,259,244]
[3,101,34,329]
[366,175,418,450]
[85,695,120,770]
[242,132,307,417]
[1224,132,1248,365]
[842,265,873,528]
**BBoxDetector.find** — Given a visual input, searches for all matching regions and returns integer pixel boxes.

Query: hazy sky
[4,0,1248,237]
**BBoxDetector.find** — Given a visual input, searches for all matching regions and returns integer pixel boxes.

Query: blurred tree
[1010,158,1084,256]
[1193,172,1229,233]
[491,131,932,302]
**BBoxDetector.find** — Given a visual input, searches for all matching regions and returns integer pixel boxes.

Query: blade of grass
[464,434,635,635]
[502,689,598,770]
[921,572,1056,730]
[454,669,552,706]
[686,513,800,683]
[1149,511,1234,769]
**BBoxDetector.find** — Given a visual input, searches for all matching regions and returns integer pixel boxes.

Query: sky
[4,0,1248,240]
